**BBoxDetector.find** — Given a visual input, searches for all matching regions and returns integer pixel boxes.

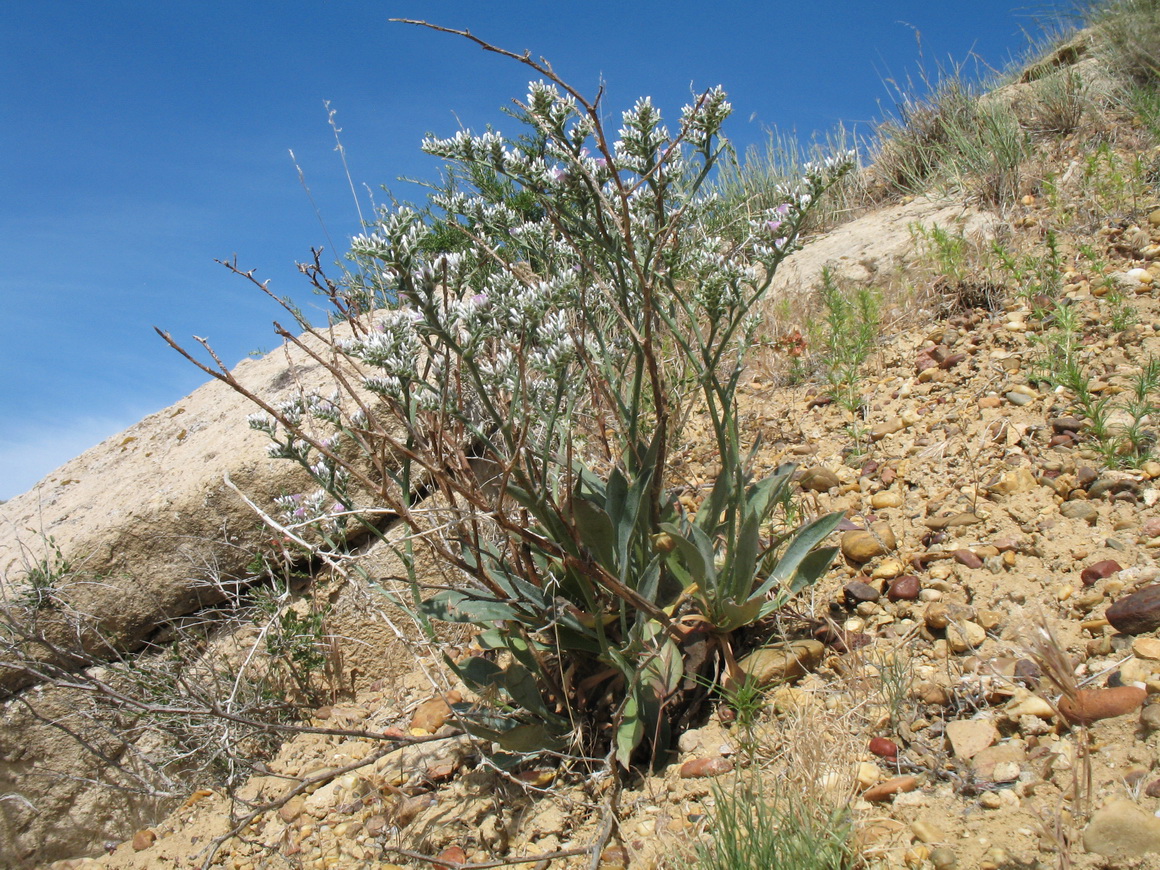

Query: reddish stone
[869,737,899,759]
[863,775,919,802]
[1050,417,1085,434]
[1107,585,1160,635]
[679,756,734,778]
[887,575,921,601]
[436,846,468,866]
[953,549,984,569]
[1058,686,1146,726]
[1080,560,1122,586]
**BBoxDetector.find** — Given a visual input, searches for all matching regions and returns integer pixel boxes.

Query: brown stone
[952,549,983,569]
[409,691,463,734]
[971,742,1026,780]
[841,522,897,563]
[1107,585,1160,635]
[1061,500,1099,523]
[1057,686,1146,725]
[131,830,156,852]
[870,417,907,441]
[888,575,921,601]
[863,775,919,802]
[679,756,734,778]
[799,467,841,492]
[869,737,898,759]
[437,846,468,866]
[1081,560,1122,586]
[739,640,824,686]
[923,512,982,530]
[844,580,880,603]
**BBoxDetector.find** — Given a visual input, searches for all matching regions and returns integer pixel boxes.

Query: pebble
[679,756,733,778]
[910,819,946,843]
[930,847,958,869]
[990,761,1021,782]
[279,796,305,822]
[952,549,983,569]
[871,490,904,509]
[923,512,982,530]
[988,467,1037,495]
[869,737,899,759]
[862,775,919,802]
[855,761,883,789]
[888,575,922,601]
[409,691,462,734]
[1005,391,1034,407]
[1057,686,1146,725]
[971,738,1024,772]
[872,558,905,580]
[1081,559,1122,585]
[1077,466,1099,488]
[1134,637,1160,659]
[870,417,908,441]
[1060,500,1099,523]
[1083,799,1160,858]
[1107,585,1160,634]
[738,640,824,686]
[978,792,1003,809]
[844,580,880,603]
[131,830,156,852]
[799,467,840,492]
[1142,704,1160,732]
[947,621,986,653]
[944,718,998,759]
[840,522,897,562]
[437,846,468,866]
[1051,416,1085,433]
[924,601,974,631]
[1006,695,1055,720]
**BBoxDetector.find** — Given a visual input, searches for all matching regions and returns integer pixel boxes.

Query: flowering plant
[162,23,854,769]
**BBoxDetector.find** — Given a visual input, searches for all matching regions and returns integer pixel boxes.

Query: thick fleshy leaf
[503,662,564,724]
[573,496,616,571]
[468,721,563,753]
[658,522,706,585]
[766,511,844,585]
[421,589,520,625]
[615,691,643,769]
[455,656,504,690]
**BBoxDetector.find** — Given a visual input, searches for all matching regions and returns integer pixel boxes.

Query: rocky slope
[12,25,1160,870]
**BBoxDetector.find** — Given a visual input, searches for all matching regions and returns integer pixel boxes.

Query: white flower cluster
[680,86,732,149]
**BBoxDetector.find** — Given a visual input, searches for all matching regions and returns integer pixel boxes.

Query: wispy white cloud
[0,416,144,502]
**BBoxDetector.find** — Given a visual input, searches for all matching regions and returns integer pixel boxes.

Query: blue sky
[1,1,1069,500]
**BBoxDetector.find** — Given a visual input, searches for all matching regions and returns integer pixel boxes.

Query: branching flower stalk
[161,22,853,769]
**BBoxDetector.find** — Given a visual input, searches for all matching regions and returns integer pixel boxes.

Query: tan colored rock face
[0,330,358,689]
[0,325,400,867]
